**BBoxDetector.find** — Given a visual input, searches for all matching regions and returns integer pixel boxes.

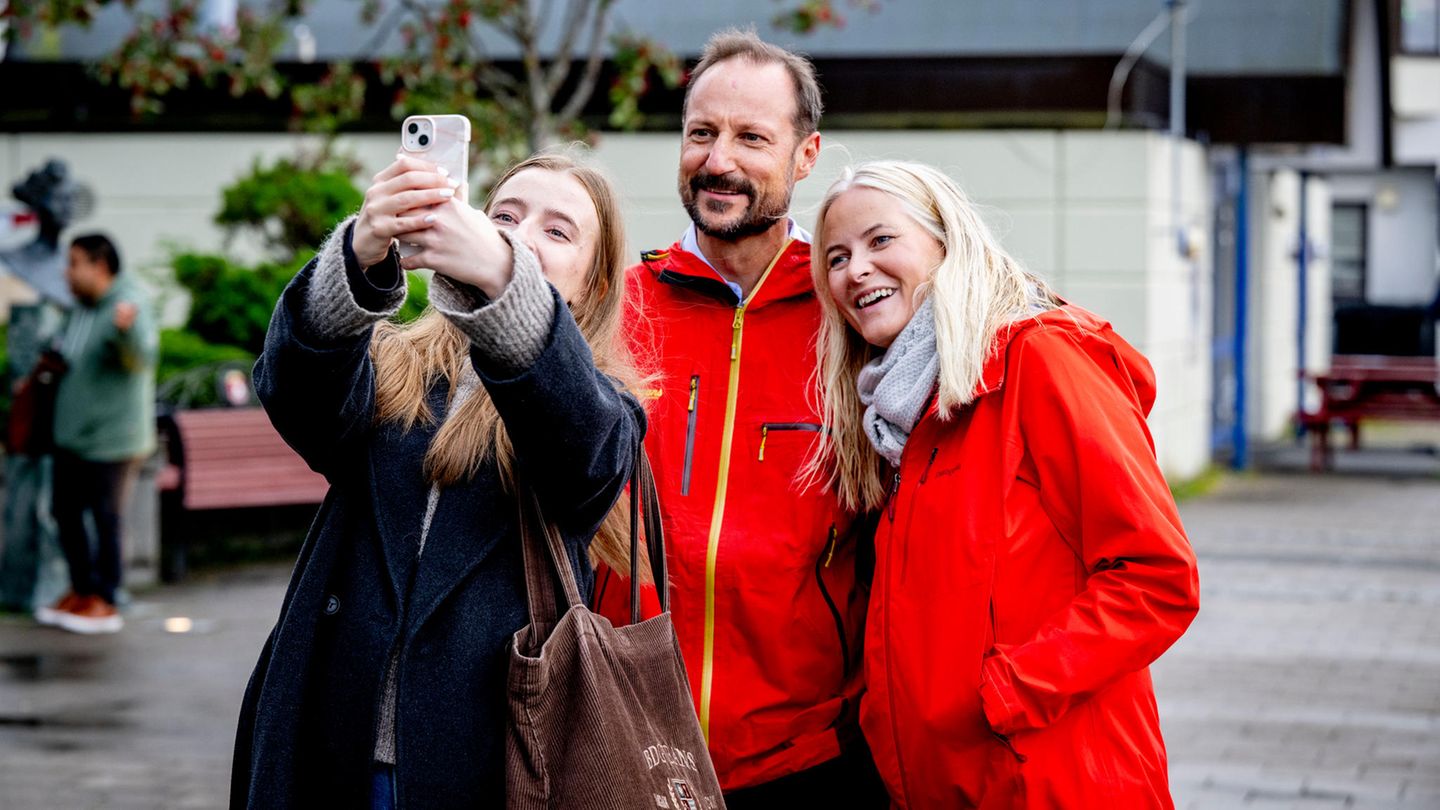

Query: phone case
[398,114,472,258]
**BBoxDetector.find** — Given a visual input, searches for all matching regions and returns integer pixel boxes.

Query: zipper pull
[886,471,901,521]
[823,524,837,567]
[759,425,768,461]
[688,375,699,412]
[919,447,939,484]
[730,308,744,361]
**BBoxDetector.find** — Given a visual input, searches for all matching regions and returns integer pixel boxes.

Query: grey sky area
[10,0,1345,76]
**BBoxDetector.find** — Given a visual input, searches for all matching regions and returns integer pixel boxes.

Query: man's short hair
[684,28,823,137]
[70,233,121,276]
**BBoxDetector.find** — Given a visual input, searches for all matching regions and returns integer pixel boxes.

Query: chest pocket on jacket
[756,422,825,475]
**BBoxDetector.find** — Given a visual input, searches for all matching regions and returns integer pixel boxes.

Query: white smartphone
[398,114,472,259]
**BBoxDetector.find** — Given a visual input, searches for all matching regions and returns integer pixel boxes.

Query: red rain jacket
[863,306,1199,809]
[593,240,868,790]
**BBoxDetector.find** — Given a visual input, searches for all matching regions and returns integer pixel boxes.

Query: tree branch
[542,0,589,98]
[359,3,408,55]
[482,68,521,107]
[397,0,433,25]
[515,0,551,149]
[460,23,520,105]
[555,0,611,125]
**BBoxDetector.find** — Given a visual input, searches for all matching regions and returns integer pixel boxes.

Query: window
[1330,203,1368,305]
[1400,0,1440,54]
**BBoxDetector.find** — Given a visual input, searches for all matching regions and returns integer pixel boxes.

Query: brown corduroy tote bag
[506,450,726,810]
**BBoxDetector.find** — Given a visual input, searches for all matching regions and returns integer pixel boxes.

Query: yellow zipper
[698,239,793,741]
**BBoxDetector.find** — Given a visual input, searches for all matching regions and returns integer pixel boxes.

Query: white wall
[1294,0,1384,172]
[1325,169,1439,305]
[1,129,1215,479]
[1395,117,1440,168]
[1247,169,1297,442]
[1302,179,1333,415]
[1245,170,1334,441]
[1393,57,1440,121]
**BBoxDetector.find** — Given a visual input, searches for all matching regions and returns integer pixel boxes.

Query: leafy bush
[156,328,256,408]
[157,328,255,385]
[171,252,302,355]
[217,156,364,257]
[160,152,429,394]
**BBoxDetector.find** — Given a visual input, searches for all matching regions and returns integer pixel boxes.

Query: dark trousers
[52,450,139,605]
[723,737,891,809]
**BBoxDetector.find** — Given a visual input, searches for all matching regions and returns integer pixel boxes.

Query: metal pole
[1233,147,1250,470]
[1169,0,1186,141]
[1169,0,1188,257]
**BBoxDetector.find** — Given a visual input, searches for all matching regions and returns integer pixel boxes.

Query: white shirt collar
[679,219,812,301]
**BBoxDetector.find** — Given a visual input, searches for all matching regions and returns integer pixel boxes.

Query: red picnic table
[1297,355,1440,471]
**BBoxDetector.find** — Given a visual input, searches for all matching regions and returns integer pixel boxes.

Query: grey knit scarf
[857,296,939,467]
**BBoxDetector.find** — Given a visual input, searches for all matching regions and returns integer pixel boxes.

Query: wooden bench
[1297,355,1440,471]
[157,406,329,578]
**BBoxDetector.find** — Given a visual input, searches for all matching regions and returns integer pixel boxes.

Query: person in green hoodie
[34,233,157,634]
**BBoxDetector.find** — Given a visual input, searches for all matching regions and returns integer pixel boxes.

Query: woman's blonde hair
[806,160,1058,512]
[368,150,646,577]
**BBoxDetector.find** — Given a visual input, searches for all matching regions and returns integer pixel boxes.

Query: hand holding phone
[397,115,470,259]
[350,114,471,270]
[352,114,512,295]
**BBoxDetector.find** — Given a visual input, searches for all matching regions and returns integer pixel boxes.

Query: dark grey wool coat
[230,244,643,808]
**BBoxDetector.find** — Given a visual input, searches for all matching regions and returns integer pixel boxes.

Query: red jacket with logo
[863,306,1199,808]
[593,240,868,791]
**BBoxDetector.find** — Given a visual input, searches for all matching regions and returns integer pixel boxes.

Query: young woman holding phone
[231,150,645,808]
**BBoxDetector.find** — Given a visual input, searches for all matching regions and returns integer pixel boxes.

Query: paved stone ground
[0,441,1437,808]
[1155,438,1440,809]
[0,564,287,809]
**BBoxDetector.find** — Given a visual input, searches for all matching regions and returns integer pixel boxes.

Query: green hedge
[171,252,302,355]
[218,158,365,256]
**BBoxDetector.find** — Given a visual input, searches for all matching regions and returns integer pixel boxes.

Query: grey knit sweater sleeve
[301,216,408,342]
[429,229,556,376]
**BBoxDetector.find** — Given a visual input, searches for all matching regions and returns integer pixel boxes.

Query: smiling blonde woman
[808,160,1200,809]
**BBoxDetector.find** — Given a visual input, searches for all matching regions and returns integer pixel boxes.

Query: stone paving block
[1303,772,1406,803]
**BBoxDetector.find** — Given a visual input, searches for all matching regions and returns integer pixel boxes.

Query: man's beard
[681,170,793,242]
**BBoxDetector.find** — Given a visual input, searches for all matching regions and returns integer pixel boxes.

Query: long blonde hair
[807,160,1058,512]
[368,151,645,577]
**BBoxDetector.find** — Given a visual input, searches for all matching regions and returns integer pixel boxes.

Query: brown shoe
[56,595,123,634]
[34,591,81,626]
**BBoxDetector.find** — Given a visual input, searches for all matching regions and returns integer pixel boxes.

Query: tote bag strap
[629,443,668,622]
[519,439,670,628]
[518,485,580,627]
